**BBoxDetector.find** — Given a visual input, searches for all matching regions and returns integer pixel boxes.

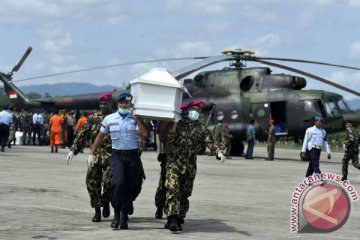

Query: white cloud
[176,41,211,57]
[350,41,360,60]
[41,32,73,53]
[254,34,282,49]
[240,5,278,23]
[309,0,340,6]
[166,0,237,16]
[50,54,76,65]
[349,0,360,7]
[51,64,84,76]
[297,11,316,29]
[105,16,126,26]
[206,23,230,35]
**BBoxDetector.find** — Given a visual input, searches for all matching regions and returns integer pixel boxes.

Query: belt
[312,145,322,150]
[112,149,139,156]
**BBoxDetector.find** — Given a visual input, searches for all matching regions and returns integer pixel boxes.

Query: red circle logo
[301,183,350,232]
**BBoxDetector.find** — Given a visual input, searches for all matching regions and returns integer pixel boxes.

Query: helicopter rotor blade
[13,56,208,83]
[172,55,236,79]
[252,58,360,97]
[11,46,33,74]
[253,57,360,71]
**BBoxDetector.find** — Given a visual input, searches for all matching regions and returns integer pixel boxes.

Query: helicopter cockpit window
[304,100,321,115]
[325,101,337,116]
[337,99,351,113]
[324,98,350,116]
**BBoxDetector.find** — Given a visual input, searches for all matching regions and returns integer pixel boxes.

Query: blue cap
[2,104,9,110]
[116,93,133,102]
[314,116,323,122]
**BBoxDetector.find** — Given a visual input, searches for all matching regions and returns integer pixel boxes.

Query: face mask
[118,107,130,114]
[188,110,199,121]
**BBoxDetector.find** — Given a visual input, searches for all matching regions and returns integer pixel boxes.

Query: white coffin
[15,131,23,145]
[130,68,184,121]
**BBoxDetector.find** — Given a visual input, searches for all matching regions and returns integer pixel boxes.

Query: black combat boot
[111,209,120,229]
[55,145,58,153]
[120,211,128,229]
[102,202,110,218]
[51,147,54,153]
[92,207,101,222]
[168,215,179,233]
[155,207,163,219]
[1,146,4,152]
[341,175,348,181]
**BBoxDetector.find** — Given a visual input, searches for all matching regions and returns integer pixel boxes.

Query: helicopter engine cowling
[261,74,306,90]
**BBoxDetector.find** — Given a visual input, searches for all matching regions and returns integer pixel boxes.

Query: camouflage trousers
[22,127,32,145]
[154,161,166,209]
[267,142,275,160]
[164,161,197,217]
[225,139,231,156]
[8,130,16,144]
[342,150,360,176]
[86,152,111,208]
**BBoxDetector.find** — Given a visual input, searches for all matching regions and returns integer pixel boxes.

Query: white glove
[343,144,347,151]
[217,152,226,163]
[66,151,74,165]
[87,155,96,168]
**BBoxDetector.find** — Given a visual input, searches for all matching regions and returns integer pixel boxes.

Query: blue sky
[1,0,360,100]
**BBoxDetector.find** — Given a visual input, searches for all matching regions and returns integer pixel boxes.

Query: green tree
[27,92,42,99]
[43,92,52,99]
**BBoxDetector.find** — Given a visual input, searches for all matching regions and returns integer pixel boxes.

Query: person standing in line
[0,105,12,152]
[21,109,32,145]
[7,106,16,148]
[49,109,63,153]
[300,116,331,177]
[341,120,360,181]
[266,119,276,161]
[90,93,147,230]
[222,120,233,159]
[164,99,225,233]
[75,112,88,135]
[66,92,114,223]
[32,109,43,145]
[245,119,256,159]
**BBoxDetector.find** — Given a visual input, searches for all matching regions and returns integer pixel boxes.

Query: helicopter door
[269,101,287,135]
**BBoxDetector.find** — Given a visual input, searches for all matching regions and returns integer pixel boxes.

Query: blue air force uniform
[0,106,13,151]
[301,120,331,177]
[100,107,142,214]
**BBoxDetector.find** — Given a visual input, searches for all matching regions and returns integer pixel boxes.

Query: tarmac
[0,145,359,240]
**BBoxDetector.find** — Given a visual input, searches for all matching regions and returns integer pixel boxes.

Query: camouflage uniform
[42,112,50,146]
[21,111,32,145]
[70,111,112,208]
[222,124,232,157]
[7,110,16,146]
[164,118,222,218]
[154,121,172,211]
[342,126,360,177]
[267,124,276,160]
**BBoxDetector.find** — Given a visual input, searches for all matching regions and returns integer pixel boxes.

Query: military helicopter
[2,48,360,155]
[174,49,360,155]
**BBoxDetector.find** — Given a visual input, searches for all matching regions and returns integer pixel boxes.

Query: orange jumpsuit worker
[76,112,88,134]
[49,109,63,153]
